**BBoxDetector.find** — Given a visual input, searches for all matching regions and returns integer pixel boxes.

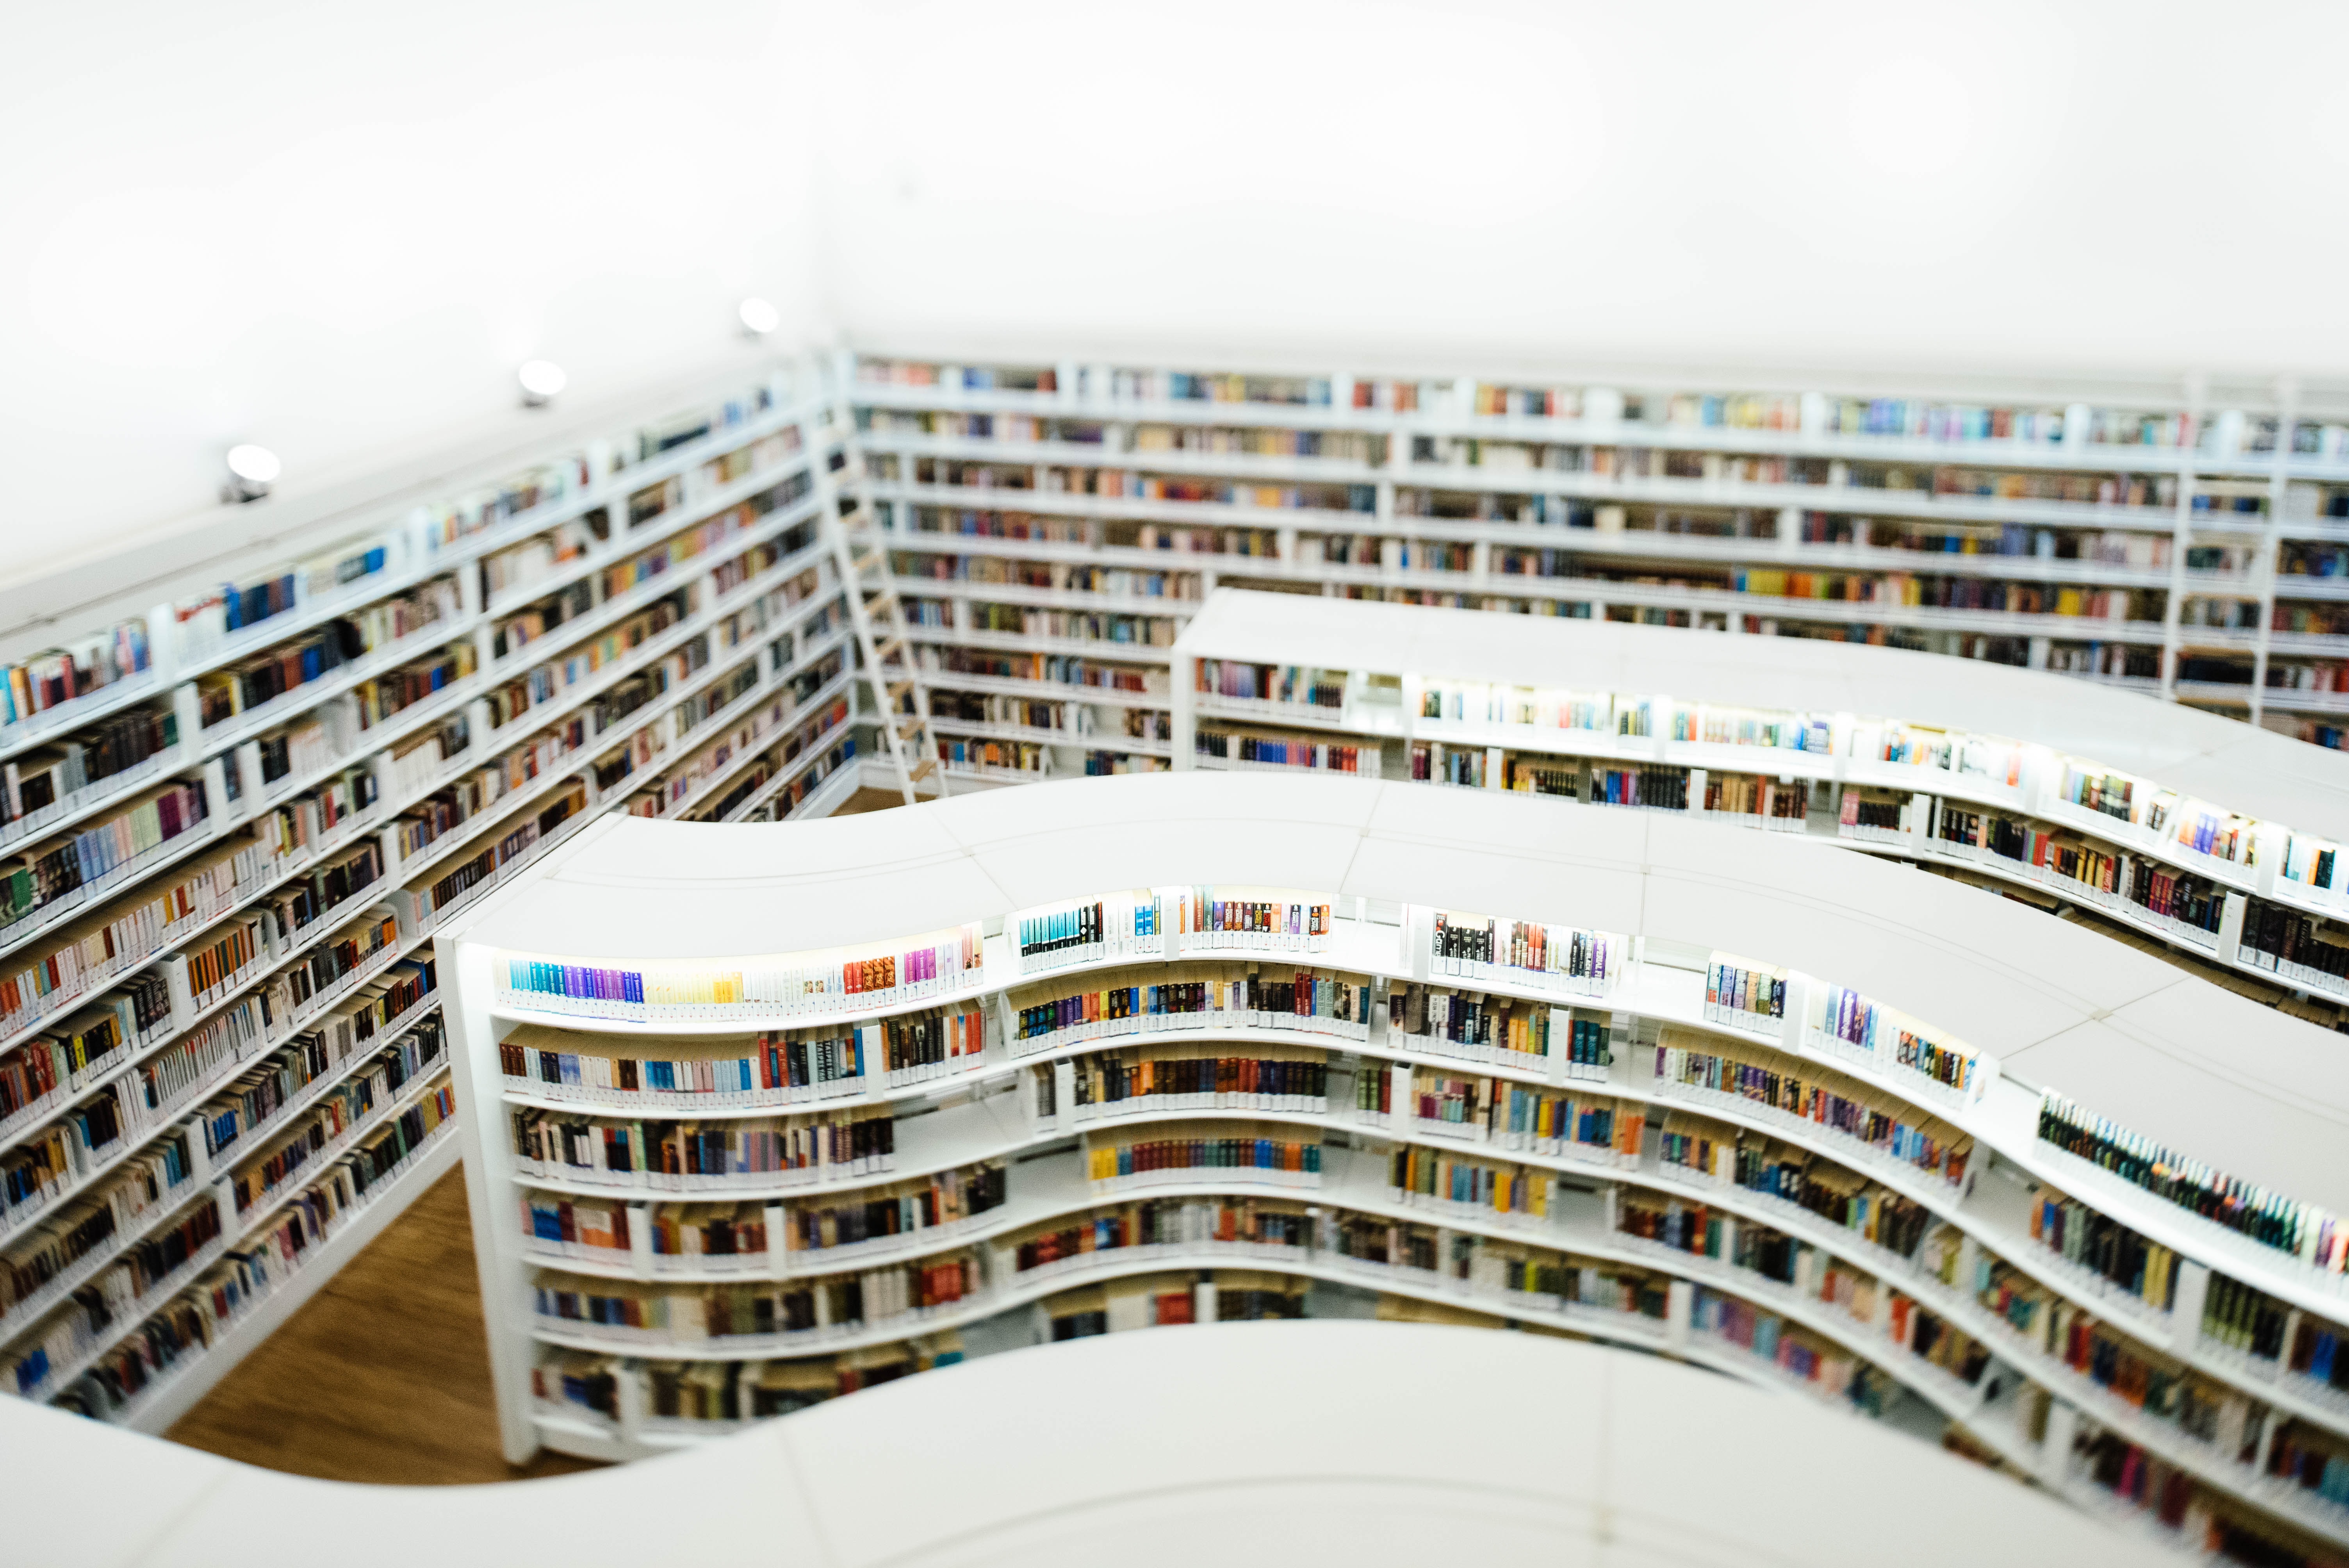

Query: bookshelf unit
[1169,588,2349,1028]
[851,355,2349,768]
[444,772,2349,1563]
[0,358,900,1431]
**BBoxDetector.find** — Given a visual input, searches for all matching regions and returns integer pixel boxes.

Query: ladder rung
[875,636,907,663]
[907,758,939,783]
[886,680,914,698]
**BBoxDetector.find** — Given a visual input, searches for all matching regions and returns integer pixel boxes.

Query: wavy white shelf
[3,1321,2149,1568]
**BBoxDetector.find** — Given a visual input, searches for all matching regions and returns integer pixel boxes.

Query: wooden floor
[164,1169,602,1484]
[832,785,915,816]
[163,788,910,1484]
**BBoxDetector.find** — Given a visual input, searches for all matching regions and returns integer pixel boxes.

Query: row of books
[1193,659,1346,708]
[0,975,173,1142]
[0,898,426,1248]
[2039,1096,2347,1273]
[1653,1027,1975,1188]
[1428,911,1620,991]
[0,624,154,731]
[1008,964,1378,1054]
[865,357,2226,454]
[533,1252,981,1344]
[0,780,210,937]
[1084,1125,1321,1186]
[1384,982,1597,1065]
[1011,1196,1314,1276]
[522,1162,1011,1272]
[1,706,178,839]
[497,923,987,1022]
[2026,1181,2185,1313]
[498,1005,989,1110]
[1194,729,1379,777]
[1390,1145,1549,1221]
[534,1334,961,1431]
[55,1069,456,1423]
[510,1104,896,1188]
[1011,892,1170,973]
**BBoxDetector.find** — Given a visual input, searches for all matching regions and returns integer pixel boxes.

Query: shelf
[14,1064,454,1398]
[108,1122,462,1435]
[0,502,839,1062]
[0,394,830,768]
[856,377,2315,483]
[0,526,849,1126]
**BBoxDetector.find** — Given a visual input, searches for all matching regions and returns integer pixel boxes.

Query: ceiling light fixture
[518,360,568,407]
[223,443,282,503]
[738,297,781,336]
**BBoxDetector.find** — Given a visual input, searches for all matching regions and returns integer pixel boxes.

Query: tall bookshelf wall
[446,780,2349,1568]
[0,359,884,1433]
[851,355,2349,782]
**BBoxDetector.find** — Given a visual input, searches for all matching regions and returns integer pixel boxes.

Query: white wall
[818,0,2349,397]
[0,0,830,583]
[7,0,2348,584]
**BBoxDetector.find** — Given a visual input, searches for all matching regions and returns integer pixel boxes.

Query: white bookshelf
[853,355,2349,740]
[440,770,2349,1559]
[0,359,888,1425]
[1163,588,2349,1010]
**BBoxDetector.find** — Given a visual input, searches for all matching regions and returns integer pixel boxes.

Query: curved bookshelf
[443,771,2349,1564]
[1167,588,2349,1021]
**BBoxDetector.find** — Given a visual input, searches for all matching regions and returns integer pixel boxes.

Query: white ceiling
[7,0,2348,583]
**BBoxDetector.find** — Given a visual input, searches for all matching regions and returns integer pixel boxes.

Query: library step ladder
[819,443,940,805]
